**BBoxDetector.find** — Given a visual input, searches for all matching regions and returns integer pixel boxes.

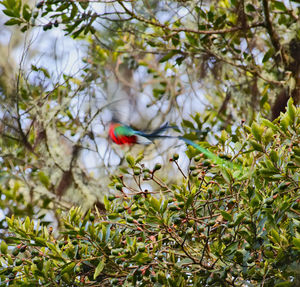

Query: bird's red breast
[109,123,137,145]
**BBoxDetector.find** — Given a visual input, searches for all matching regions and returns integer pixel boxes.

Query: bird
[109,121,175,145]
[108,120,243,173]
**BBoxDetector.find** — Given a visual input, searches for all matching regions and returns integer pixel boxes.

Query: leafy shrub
[0,100,299,286]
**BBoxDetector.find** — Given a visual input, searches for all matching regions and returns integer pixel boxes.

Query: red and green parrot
[108,120,243,173]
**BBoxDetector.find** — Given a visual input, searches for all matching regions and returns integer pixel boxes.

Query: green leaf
[175,258,193,267]
[20,25,28,32]
[39,67,50,78]
[251,122,263,142]
[246,3,256,12]
[220,130,228,145]
[6,216,14,228]
[186,33,198,46]
[70,3,78,19]
[7,254,13,265]
[262,48,274,63]
[72,26,85,38]
[0,241,8,255]
[38,171,50,189]
[57,2,69,11]
[270,229,280,244]
[262,128,274,145]
[3,9,17,17]
[24,216,30,230]
[125,154,135,168]
[182,119,195,129]
[186,192,195,209]
[261,119,278,132]
[119,167,129,174]
[292,237,300,250]
[220,210,233,222]
[249,140,264,152]
[221,168,232,184]
[149,196,160,212]
[287,97,296,122]
[4,18,22,26]
[35,237,47,246]
[274,1,287,11]
[260,85,269,107]
[269,150,279,163]
[250,196,260,208]
[46,242,60,256]
[31,64,38,71]
[230,0,238,7]
[107,213,120,220]
[7,0,17,9]
[94,257,105,279]
[223,242,239,256]
[135,152,144,163]
[234,212,245,226]
[79,2,89,9]
[22,4,31,22]
[61,262,76,275]
[159,50,180,63]
[280,114,290,132]
[175,56,186,65]
[132,252,151,264]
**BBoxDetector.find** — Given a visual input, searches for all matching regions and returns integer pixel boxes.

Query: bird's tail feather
[133,123,242,173]
[141,122,178,138]
[179,137,242,171]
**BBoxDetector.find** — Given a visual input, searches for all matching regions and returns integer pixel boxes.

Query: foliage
[0,102,299,286]
[1,0,300,120]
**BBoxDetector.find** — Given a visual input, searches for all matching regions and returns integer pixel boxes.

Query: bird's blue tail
[137,122,178,138]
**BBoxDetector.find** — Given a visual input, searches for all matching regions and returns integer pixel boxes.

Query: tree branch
[262,0,280,52]
[262,0,286,67]
[118,1,264,35]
